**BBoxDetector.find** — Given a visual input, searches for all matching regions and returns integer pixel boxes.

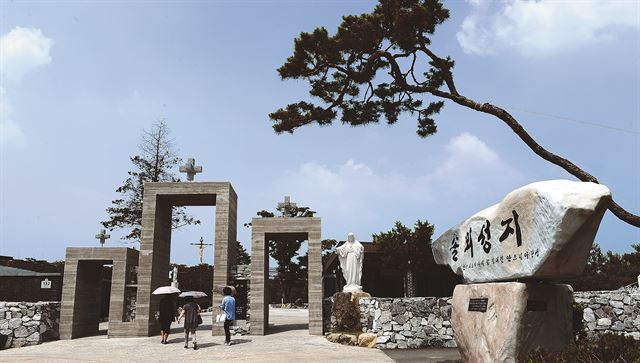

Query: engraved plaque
[468,297,488,312]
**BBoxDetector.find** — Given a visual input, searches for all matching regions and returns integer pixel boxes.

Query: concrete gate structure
[60,247,139,339]
[135,182,237,336]
[250,217,322,335]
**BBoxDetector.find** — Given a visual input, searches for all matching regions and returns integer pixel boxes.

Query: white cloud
[0,27,54,148]
[457,0,640,57]
[271,132,523,239]
[1,27,53,83]
[432,132,503,180]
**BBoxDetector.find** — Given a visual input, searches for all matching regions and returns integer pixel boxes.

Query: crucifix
[190,237,213,264]
[95,229,110,247]
[277,196,297,217]
[179,158,203,181]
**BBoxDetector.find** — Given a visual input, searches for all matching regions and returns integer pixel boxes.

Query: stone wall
[323,290,640,350]
[359,297,456,349]
[0,302,60,349]
[575,290,640,340]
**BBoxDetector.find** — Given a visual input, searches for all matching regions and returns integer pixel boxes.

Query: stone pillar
[59,260,102,339]
[308,229,323,335]
[212,185,237,336]
[136,194,173,336]
[249,231,267,335]
[107,248,140,337]
[451,282,573,362]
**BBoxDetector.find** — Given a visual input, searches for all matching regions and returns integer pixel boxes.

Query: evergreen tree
[101,120,199,243]
[373,220,435,297]
[269,0,638,228]
[563,242,640,291]
[234,240,251,265]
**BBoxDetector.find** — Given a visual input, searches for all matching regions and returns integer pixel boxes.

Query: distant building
[323,241,461,298]
[0,266,62,302]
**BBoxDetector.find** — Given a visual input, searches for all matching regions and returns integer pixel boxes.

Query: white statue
[337,232,364,293]
[171,266,179,288]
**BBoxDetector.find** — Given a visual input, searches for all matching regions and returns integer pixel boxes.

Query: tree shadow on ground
[267,323,309,335]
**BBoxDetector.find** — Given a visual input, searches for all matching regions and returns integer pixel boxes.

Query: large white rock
[432,180,611,282]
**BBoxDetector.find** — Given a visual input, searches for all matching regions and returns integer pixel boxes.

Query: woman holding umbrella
[152,286,180,345]
[158,294,177,344]
[178,291,206,350]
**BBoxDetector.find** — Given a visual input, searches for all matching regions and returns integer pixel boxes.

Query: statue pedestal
[332,291,371,332]
[451,282,573,362]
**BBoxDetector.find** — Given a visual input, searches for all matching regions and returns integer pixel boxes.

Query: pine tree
[373,220,435,297]
[101,119,199,243]
[269,0,638,228]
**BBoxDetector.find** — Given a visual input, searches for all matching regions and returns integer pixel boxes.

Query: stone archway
[135,182,237,336]
[60,247,139,339]
[250,217,322,335]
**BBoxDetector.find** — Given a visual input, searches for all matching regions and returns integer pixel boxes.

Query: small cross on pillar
[277,196,297,217]
[95,229,110,247]
[179,158,203,181]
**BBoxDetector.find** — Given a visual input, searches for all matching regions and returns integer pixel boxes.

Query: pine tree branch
[384,51,640,227]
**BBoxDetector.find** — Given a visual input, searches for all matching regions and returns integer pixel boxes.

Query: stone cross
[95,229,110,247]
[277,196,297,217]
[179,158,203,181]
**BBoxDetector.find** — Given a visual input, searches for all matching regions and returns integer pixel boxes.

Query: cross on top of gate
[95,229,110,247]
[277,196,297,217]
[179,158,203,181]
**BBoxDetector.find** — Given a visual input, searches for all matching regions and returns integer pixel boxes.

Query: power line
[507,106,640,136]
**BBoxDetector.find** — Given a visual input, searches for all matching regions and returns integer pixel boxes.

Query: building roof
[0,265,61,277]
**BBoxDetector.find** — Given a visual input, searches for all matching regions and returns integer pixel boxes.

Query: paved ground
[1,309,392,363]
[1,308,461,362]
[383,348,461,363]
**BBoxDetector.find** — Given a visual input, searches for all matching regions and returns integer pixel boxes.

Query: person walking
[178,296,201,350]
[158,294,177,344]
[220,286,236,346]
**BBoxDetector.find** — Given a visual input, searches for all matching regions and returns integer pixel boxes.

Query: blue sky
[1,0,638,266]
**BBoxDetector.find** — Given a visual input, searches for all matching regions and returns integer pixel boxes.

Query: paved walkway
[384,348,461,363]
[1,309,393,363]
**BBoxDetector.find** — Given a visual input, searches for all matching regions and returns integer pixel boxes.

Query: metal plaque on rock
[468,297,488,312]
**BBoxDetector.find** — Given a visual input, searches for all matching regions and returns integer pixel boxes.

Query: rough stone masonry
[323,290,640,350]
[0,302,60,349]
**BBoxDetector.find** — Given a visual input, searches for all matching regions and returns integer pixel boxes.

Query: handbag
[215,312,226,323]
[197,314,203,325]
